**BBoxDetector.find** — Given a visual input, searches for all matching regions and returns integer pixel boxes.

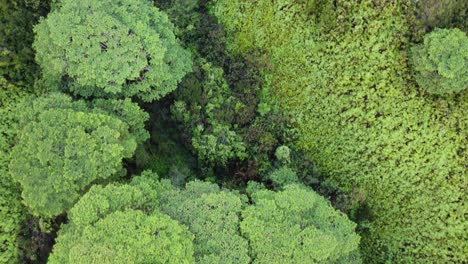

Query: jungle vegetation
[0,0,466,263]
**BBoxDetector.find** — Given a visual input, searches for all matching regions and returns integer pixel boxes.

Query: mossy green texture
[213,0,467,262]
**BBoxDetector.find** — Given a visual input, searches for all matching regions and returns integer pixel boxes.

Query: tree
[33,0,192,102]
[241,183,361,263]
[160,181,250,264]
[411,28,468,95]
[48,173,194,264]
[9,93,149,217]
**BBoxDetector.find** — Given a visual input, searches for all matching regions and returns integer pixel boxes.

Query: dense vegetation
[0,0,466,263]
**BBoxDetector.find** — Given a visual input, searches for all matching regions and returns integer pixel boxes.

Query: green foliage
[0,0,50,87]
[192,123,247,165]
[267,167,298,187]
[241,184,361,263]
[9,93,149,217]
[48,173,194,264]
[33,0,192,101]
[274,145,291,164]
[171,58,248,165]
[413,0,468,31]
[160,181,250,264]
[213,0,467,262]
[411,28,468,95]
[0,77,29,263]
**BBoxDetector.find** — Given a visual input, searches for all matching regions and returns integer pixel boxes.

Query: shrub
[241,184,361,263]
[33,0,192,101]
[9,93,149,217]
[213,0,467,262]
[274,145,291,163]
[411,28,468,95]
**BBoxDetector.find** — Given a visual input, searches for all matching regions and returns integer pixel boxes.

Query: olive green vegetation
[50,170,360,263]
[33,0,192,102]
[0,0,465,262]
[413,0,468,32]
[0,0,50,87]
[155,0,294,173]
[213,0,467,262]
[0,78,29,263]
[411,28,468,95]
[9,93,149,217]
[48,172,195,264]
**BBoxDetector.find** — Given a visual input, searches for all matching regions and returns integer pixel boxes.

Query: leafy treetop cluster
[411,28,468,95]
[49,170,361,264]
[33,0,192,101]
[9,93,149,218]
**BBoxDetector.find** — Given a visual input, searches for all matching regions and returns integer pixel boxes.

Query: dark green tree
[9,93,149,217]
[241,183,361,263]
[0,0,50,86]
[0,77,29,263]
[160,181,250,264]
[48,173,194,264]
[33,0,192,101]
[411,28,468,95]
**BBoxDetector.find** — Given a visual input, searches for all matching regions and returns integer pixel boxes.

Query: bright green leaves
[241,184,361,263]
[33,0,192,101]
[213,0,467,262]
[49,173,360,263]
[411,28,468,95]
[48,175,194,264]
[9,93,149,217]
[160,181,250,264]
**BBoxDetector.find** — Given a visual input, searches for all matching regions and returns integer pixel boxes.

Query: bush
[411,28,468,95]
[274,145,291,163]
[9,93,149,217]
[48,173,194,264]
[213,0,467,262]
[242,184,361,263]
[33,0,192,101]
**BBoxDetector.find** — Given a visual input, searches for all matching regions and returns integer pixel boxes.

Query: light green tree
[48,173,194,264]
[160,181,250,264]
[33,0,192,101]
[9,93,149,217]
[411,28,468,95]
[241,184,361,263]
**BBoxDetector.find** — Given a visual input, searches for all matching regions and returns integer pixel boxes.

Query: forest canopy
[0,0,466,263]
